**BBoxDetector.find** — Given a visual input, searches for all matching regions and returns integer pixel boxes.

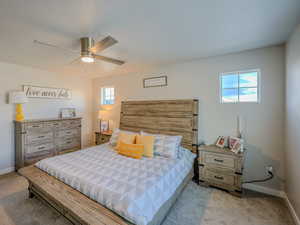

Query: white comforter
[36,144,195,225]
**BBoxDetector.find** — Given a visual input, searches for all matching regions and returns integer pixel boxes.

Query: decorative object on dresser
[95,131,112,145]
[198,144,246,197]
[60,108,76,118]
[9,91,28,121]
[15,117,82,169]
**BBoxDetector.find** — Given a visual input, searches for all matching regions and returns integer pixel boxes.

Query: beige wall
[285,24,300,217]
[0,61,93,173]
[93,46,285,191]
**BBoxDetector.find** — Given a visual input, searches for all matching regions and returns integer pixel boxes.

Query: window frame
[219,69,261,104]
[100,86,115,105]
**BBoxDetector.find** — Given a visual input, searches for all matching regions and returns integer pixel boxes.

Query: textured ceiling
[0,0,300,77]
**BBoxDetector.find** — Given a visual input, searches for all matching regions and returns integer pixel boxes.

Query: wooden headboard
[120,99,199,152]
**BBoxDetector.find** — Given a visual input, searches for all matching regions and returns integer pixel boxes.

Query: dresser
[198,145,246,197]
[15,118,82,170]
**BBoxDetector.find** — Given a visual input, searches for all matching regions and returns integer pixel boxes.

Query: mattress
[36,144,196,225]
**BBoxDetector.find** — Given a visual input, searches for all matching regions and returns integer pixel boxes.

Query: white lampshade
[9,91,28,104]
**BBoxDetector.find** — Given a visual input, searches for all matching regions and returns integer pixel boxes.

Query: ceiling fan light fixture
[81,56,94,63]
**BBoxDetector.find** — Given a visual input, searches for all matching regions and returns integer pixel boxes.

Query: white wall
[93,46,285,191]
[285,24,300,218]
[0,61,93,173]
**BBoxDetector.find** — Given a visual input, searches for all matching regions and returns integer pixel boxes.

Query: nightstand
[198,145,246,197]
[95,131,112,145]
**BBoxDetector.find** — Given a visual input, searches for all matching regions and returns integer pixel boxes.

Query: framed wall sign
[143,76,167,88]
[23,85,72,99]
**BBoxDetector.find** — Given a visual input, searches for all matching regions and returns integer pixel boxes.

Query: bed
[19,99,199,225]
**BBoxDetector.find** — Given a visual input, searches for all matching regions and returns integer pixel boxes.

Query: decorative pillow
[115,132,137,151]
[136,135,155,158]
[109,128,139,147]
[141,131,182,159]
[118,141,144,159]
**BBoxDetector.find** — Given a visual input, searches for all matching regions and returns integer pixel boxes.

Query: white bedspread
[36,144,195,225]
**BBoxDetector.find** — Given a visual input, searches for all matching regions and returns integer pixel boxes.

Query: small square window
[220,70,259,103]
[101,87,115,105]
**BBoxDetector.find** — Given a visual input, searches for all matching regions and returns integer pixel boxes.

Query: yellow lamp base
[15,103,25,121]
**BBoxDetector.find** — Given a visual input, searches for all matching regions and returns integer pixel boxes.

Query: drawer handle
[66,141,71,144]
[38,146,45,150]
[214,175,224,180]
[38,136,45,138]
[32,125,40,128]
[66,132,71,134]
[214,159,224,163]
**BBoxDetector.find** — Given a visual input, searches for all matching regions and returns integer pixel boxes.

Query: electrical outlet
[265,165,273,173]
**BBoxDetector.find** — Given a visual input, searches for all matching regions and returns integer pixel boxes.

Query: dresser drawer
[61,120,81,129]
[45,121,61,129]
[25,122,53,133]
[57,128,79,138]
[25,153,54,165]
[26,132,53,144]
[25,123,45,132]
[25,142,54,155]
[58,139,80,151]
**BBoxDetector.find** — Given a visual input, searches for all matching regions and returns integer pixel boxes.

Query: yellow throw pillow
[118,141,144,159]
[115,132,137,151]
[136,135,155,158]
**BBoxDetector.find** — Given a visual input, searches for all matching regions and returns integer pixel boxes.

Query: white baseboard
[0,167,15,175]
[243,183,285,198]
[282,193,300,225]
[243,183,300,225]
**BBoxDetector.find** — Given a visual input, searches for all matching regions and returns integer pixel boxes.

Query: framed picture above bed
[143,76,167,88]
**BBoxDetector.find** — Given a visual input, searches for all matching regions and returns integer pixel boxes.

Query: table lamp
[10,91,28,121]
[98,109,113,133]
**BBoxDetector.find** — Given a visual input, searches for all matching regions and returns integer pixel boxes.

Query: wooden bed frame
[19,99,199,225]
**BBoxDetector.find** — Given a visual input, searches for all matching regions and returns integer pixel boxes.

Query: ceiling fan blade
[89,36,118,53]
[94,54,125,65]
[33,40,78,54]
[68,57,81,65]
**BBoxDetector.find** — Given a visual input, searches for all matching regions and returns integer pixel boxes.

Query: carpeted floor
[0,173,295,225]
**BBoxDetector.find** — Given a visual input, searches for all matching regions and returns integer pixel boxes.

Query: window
[101,87,115,105]
[220,70,259,103]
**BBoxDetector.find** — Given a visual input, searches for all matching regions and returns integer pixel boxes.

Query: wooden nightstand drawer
[202,168,236,186]
[203,152,235,170]
[199,167,242,191]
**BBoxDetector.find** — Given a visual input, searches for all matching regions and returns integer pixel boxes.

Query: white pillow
[141,131,182,159]
[109,128,139,147]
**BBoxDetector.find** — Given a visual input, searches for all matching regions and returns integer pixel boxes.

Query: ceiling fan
[33,36,125,65]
